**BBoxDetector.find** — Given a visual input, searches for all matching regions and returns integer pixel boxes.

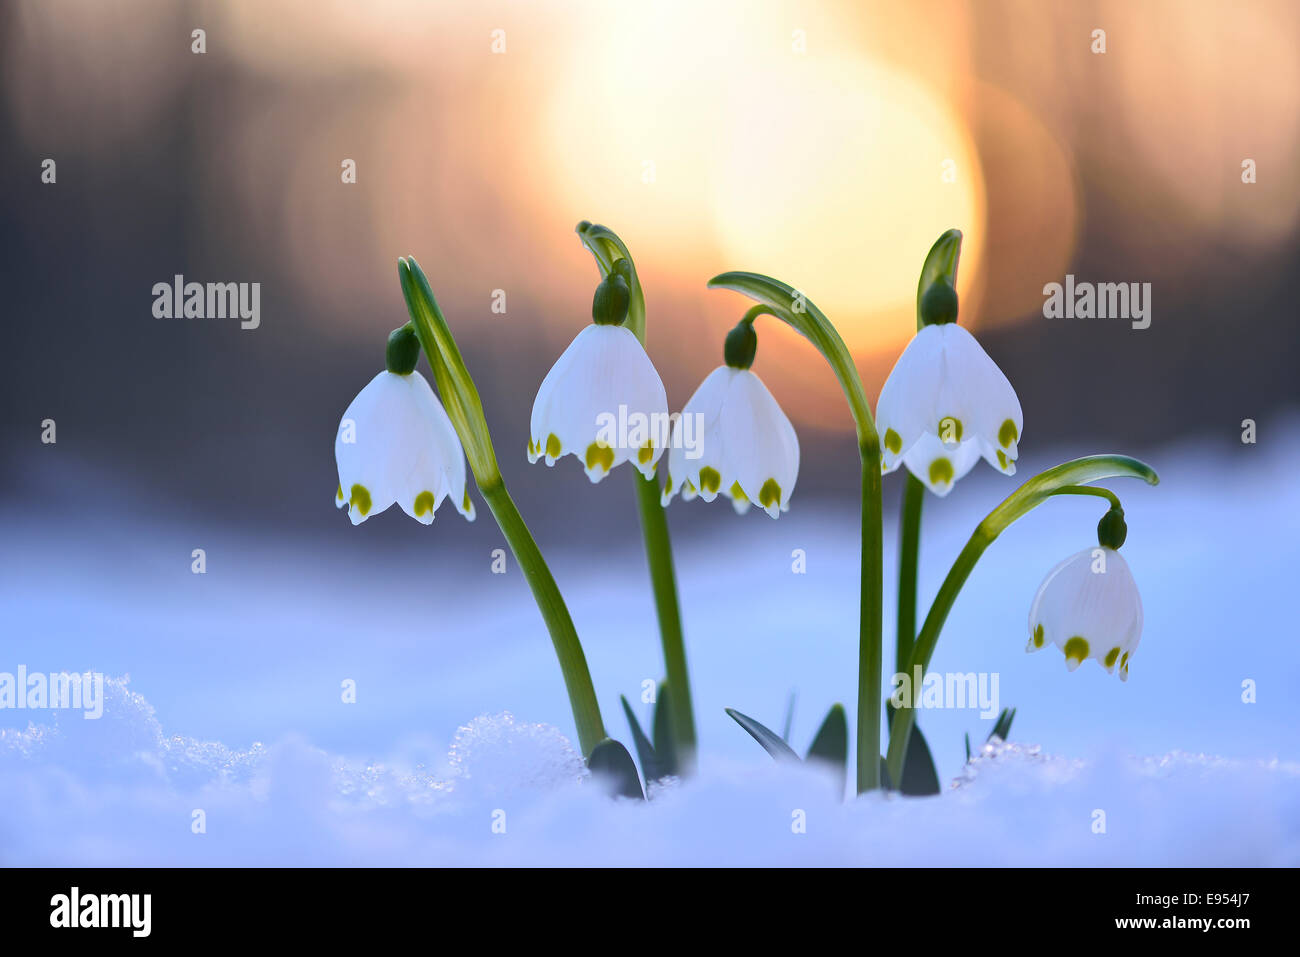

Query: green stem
[576,222,696,763]
[896,473,924,673]
[858,454,885,793]
[633,471,697,771]
[884,455,1159,786]
[398,256,607,757]
[480,479,607,756]
[705,271,883,793]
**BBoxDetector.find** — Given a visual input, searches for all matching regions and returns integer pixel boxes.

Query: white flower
[527,323,669,483]
[876,322,1023,489]
[661,366,799,518]
[334,370,475,525]
[1026,546,1142,680]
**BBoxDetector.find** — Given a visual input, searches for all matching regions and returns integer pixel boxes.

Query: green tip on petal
[758,478,781,509]
[698,466,721,494]
[413,490,435,517]
[1033,623,1045,648]
[884,428,903,455]
[1063,636,1089,664]
[928,457,954,487]
[999,419,1018,448]
[1104,647,1121,669]
[349,483,372,517]
[729,481,747,502]
[546,433,562,458]
[585,442,615,473]
[637,441,654,465]
[939,416,963,444]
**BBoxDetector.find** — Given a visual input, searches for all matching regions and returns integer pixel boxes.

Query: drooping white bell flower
[876,315,1023,489]
[1026,545,1142,680]
[661,318,799,518]
[527,274,669,483]
[334,364,475,526]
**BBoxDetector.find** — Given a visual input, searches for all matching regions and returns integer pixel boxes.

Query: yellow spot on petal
[527,438,538,456]
[698,466,721,494]
[729,481,747,502]
[414,490,435,517]
[462,489,472,512]
[759,478,782,509]
[884,428,902,455]
[637,441,654,465]
[1033,623,1044,648]
[1104,647,1121,669]
[999,419,1018,449]
[349,484,372,516]
[1063,636,1089,664]
[1120,652,1129,669]
[997,449,1010,470]
[928,457,954,486]
[938,416,963,444]
[585,442,615,473]
[685,479,697,493]
[546,433,562,458]
[336,483,343,502]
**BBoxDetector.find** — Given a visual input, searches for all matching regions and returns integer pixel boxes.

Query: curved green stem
[884,454,1159,786]
[707,271,884,793]
[480,479,607,755]
[577,222,696,766]
[398,256,607,757]
[896,473,925,673]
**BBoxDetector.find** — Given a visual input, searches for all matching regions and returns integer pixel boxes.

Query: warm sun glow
[542,1,985,357]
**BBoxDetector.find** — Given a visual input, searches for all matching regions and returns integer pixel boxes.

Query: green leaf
[806,703,848,797]
[726,708,802,763]
[587,738,644,800]
[620,695,663,783]
[964,732,972,764]
[781,691,796,742]
[886,703,941,796]
[652,681,679,777]
[989,706,1017,742]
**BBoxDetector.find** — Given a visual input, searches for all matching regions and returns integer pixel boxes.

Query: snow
[2,418,1298,864]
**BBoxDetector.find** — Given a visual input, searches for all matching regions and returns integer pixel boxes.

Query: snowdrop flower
[876,281,1022,495]
[527,271,669,482]
[334,326,475,526]
[661,315,799,518]
[1026,508,1141,680]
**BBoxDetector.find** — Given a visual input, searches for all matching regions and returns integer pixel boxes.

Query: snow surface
[2,419,1299,864]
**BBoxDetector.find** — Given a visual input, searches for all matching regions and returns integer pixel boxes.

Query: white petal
[663,366,729,506]
[1027,546,1143,678]
[334,370,473,525]
[900,432,981,497]
[876,324,945,470]
[941,325,1023,474]
[717,370,799,518]
[528,325,668,482]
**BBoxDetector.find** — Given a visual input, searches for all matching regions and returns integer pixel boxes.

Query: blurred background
[2,0,1299,784]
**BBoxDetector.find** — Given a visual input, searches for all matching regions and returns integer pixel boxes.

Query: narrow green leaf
[806,703,848,797]
[781,691,796,742]
[587,738,644,800]
[620,695,662,783]
[886,703,941,796]
[989,706,1017,742]
[652,681,679,777]
[725,708,802,763]
[964,732,972,764]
